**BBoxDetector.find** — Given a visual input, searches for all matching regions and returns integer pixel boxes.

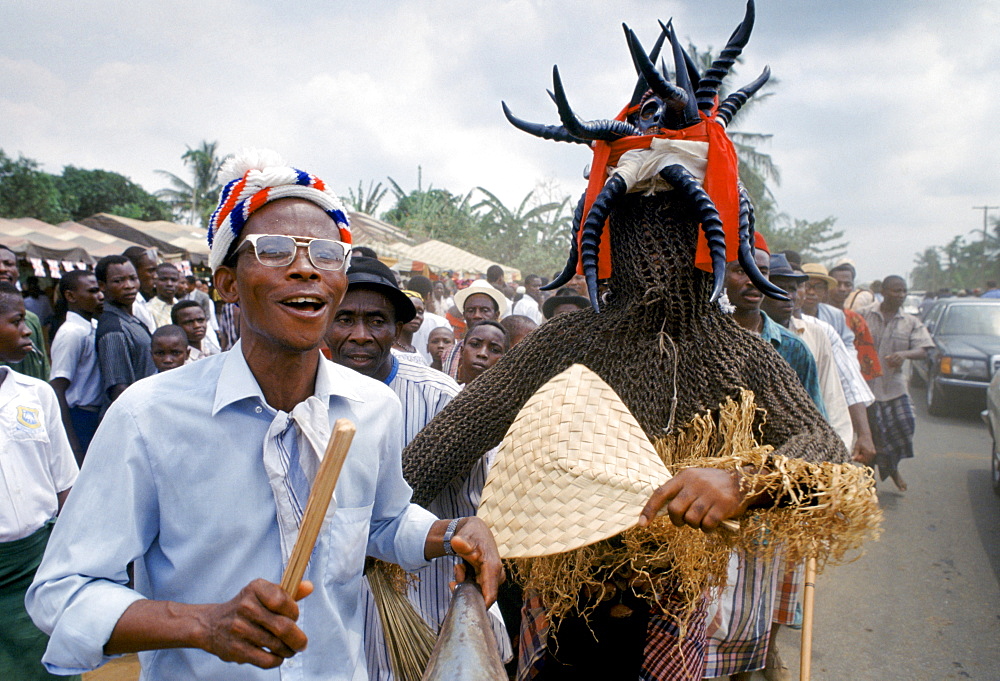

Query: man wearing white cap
[441,279,509,380]
[26,150,503,680]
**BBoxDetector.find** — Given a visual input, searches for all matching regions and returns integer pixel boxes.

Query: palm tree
[156,141,227,228]
[344,180,388,215]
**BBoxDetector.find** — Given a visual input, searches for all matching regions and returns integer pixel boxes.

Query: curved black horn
[624,27,688,109]
[541,192,588,291]
[737,185,788,300]
[665,23,701,127]
[659,20,701,88]
[580,175,628,312]
[550,66,641,141]
[659,164,726,301]
[626,23,669,107]
[501,102,590,145]
[696,0,756,112]
[715,66,771,128]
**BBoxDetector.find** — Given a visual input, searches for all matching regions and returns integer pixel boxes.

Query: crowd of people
[0,149,942,681]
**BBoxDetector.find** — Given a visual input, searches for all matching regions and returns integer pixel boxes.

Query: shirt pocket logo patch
[16,405,41,429]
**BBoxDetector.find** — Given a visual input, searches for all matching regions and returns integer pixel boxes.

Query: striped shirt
[363,358,512,678]
[799,314,874,408]
[95,304,156,396]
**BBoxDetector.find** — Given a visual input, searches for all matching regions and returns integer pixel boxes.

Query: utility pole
[972,205,999,246]
[973,205,1000,287]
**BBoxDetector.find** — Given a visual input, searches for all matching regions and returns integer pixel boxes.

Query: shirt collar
[0,366,17,411]
[383,355,399,386]
[66,310,97,329]
[759,312,784,348]
[105,304,139,322]
[212,341,365,416]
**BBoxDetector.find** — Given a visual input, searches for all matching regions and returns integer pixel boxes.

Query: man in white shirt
[121,247,157,334]
[511,274,545,325]
[49,270,105,464]
[170,300,221,362]
[146,263,182,330]
[0,282,79,681]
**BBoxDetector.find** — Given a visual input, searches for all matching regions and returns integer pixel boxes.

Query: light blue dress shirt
[26,342,438,680]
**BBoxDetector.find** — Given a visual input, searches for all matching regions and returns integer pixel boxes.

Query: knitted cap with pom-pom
[207,149,351,272]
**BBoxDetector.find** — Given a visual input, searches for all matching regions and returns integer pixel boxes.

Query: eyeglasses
[236,234,352,271]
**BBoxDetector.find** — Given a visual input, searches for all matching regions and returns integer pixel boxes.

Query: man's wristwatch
[443,518,462,556]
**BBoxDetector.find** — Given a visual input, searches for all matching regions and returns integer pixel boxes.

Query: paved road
[773,388,1000,681]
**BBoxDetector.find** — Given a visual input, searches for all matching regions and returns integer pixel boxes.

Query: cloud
[2,0,1000,282]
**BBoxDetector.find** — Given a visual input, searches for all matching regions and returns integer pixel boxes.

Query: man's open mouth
[281,296,327,313]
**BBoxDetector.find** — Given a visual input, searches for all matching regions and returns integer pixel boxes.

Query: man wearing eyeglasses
[26,151,503,680]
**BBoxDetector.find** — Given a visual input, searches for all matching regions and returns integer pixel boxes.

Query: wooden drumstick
[280,418,356,595]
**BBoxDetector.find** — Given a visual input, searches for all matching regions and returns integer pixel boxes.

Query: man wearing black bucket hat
[327,256,512,679]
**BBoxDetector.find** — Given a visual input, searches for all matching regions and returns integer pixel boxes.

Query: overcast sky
[3,0,999,284]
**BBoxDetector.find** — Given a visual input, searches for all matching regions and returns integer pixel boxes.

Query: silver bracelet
[442,518,461,556]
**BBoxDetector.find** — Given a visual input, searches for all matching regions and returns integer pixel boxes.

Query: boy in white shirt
[0,281,79,680]
[49,270,105,464]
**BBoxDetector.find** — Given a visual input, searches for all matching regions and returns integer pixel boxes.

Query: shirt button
[255,406,263,414]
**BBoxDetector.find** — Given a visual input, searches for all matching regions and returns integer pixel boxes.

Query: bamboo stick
[799,556,818,681]
[280,418,356,595]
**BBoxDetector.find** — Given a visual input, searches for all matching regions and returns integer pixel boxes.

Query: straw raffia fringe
[512,389,882,629]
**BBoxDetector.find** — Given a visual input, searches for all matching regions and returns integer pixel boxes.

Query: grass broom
[366,559,438,681]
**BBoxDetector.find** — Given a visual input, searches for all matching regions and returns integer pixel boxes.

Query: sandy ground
[82,655,140,681]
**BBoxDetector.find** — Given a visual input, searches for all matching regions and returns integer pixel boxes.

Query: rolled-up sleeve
[365,398,438,571]
[25,404,156,674]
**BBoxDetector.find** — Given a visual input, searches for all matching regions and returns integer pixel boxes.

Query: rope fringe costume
[401,2,881,677]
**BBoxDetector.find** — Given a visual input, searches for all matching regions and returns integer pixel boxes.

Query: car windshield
[938,305,1000,336]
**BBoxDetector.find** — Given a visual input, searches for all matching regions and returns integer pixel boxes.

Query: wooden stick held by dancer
[280,418,356,595]
[799,556,818,681]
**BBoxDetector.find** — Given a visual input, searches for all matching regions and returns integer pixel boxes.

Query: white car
[981,371,1000,497]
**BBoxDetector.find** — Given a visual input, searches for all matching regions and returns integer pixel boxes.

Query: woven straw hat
[801,262,837,288]
[454,280,509,317]
[478,364,671,558]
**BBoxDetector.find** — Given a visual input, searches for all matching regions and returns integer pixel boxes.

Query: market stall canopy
[379,239,520,280]
[0,217,140,264]
[80,213,210,264]
[348,211,416,248]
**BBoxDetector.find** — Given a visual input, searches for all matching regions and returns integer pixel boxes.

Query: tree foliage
[56,166,172,221]
[760,216,847,264]
[378,169,572,277]
[0,149,170,223]
[0,150,68,222]
[344,180,388,215]
[156,141,227,229]
[911,229,999,292]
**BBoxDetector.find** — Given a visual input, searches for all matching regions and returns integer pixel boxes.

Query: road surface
[773,388,1000,680]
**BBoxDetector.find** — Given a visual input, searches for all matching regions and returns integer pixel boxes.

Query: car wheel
[926,376,948,416]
